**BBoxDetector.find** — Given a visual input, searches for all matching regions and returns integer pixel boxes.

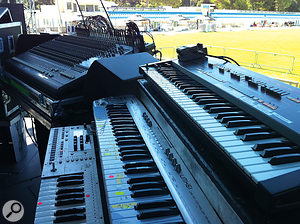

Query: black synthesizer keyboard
[93,95,223,224]
[139,58,300,214]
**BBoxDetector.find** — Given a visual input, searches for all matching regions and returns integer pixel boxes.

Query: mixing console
[5,35,133,100]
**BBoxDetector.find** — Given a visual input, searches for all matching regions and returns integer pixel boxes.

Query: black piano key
[54,214,86,223]
[234,126,271,135]
[163,74,179,79]
[220,115,252,124]
[180,86,206,91]
[57,180,83,187]
[118,144,147,151]
[177,81,203,86]
[269,153,300,165]
[111,120,135,125]
[184,89,210,95]
[112,124,137,130]
[57,175,83,182]
[110,118,134,123]
[164,73,179,78]
[261,147,299,158]
[198,98,227,105]
[209,106,240,114]
[120,150,149,156]
[137,207,179,220]
[107,113,131,118]
[107,111,130,115]
[109,115,132,119]
[252,141,291,151]
[106,104,126,108]
[169,77,192,82]
[241,132,280,141]
[121,154,151,161]
[131,188,169,198]
[127,175,163,184]
[118,145,147,152]
[117,139,145,146]
[203,103,232,110]
[215,111,246,119]
[135,199,175,210]
[125,167,158,175]
[177,83,202,89]
[114,130,140,136]
[54,207,86,216]
[56,193,84,200]
[108,111,130,116]
[129,181,165,190]
[123,161,155,169]
[115,135,143,141]
[108,113,130,117]
[56,188,84,195]
[55,198,85,206]
[226,119,260,128]
[191,93,217,100]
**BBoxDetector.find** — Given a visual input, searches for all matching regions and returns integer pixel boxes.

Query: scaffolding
[22,0,37,33]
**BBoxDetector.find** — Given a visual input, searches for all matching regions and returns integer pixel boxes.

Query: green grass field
[144,28,300,86]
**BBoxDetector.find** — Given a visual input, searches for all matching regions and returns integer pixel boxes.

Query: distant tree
[275,0,293,11]
[148,0,182,7]
[233,0,249,10]
[249,0,266,10]
[210,0,232,9]
[287,0,300,11]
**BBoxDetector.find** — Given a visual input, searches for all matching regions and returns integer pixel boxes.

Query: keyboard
[139,59,300,212]
[35,125,104,223]
[93,95,223,224]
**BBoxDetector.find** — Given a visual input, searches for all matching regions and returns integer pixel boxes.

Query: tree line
[110,0,300,12]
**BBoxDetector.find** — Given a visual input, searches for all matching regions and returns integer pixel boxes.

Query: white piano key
[205,127,228,132]
[231,151,260,159]
[214,135,241,142]
[210,130,236,137]
[201,123,224,128]
[238,157,268,166]
[253,167,300,182]
[225,145,254,153]
[245,161,300,174]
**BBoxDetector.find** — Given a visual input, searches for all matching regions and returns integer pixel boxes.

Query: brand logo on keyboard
[180,174,192,189]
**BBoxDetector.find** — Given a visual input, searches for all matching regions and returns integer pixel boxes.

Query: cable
[23,116,38,147]
[153,50,162,61]
[207,54,240,66]
[74,0,88,31]
[30,115,37,143]
[53,99,62,118]
[99,0,114,30]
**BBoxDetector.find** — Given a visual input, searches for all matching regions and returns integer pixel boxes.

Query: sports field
[144,28,300,86]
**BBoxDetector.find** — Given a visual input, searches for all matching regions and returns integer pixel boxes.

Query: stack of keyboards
[35,52,300,223]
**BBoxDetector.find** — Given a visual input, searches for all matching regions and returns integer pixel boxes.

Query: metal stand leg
[34,118,50,167]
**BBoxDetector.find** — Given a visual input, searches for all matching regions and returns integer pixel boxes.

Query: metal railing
[273,77,299,88]
[157,45,296,73]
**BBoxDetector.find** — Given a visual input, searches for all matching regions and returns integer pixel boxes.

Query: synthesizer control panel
[93,95,223,224]
[35,125,104,224]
